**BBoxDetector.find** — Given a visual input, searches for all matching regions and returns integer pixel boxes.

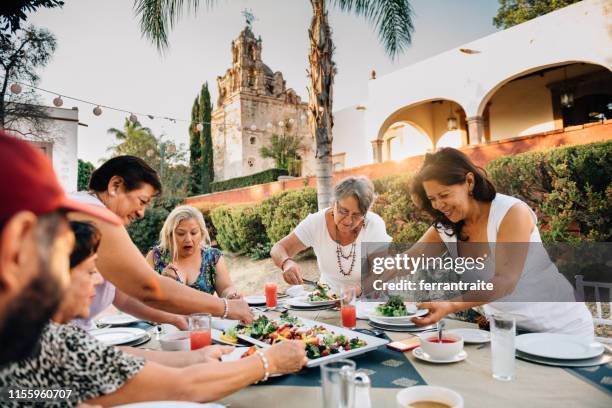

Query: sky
[27,0,500,165]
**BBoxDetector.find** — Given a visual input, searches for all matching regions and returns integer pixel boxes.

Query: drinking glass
[265,282,278,308]
[321,359,356,408]
[341,285,357,329]
[490,313,516,381]
[188,313,212,350]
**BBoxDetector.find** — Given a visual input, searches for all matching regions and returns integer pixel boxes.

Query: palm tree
[259,133,305,170]
[107,117,158,160]
[134,0,414,208]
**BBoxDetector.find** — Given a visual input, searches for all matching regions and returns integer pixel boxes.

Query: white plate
[245,295,266,305]
[515,333,604,360]
[286,285,306,297]
[114,402,224,408]
[447,328,490,344]
[516,350,612,368]
[236,317,389,367]
[368,308,428,322]
[369,316,416,327]
[356,301,382,320]
[412,347,467,364]
[211,317,239,331]
[89,327,148,346]
[368,321,436,333]
[211,328,239,346]
[285,297,334,309]
[298,294,338,306]
[97,313,141,326]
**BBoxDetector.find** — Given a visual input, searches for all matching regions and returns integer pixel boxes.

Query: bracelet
[254,350,270,383]
[221,298,229,319]
[280,257,293,271]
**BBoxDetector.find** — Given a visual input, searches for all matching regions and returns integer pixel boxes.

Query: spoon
[438,320,445,342]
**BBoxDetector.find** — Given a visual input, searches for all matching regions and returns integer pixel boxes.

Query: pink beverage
[190,330,212,350]
[265,282,278,307]
[341,305,357,329]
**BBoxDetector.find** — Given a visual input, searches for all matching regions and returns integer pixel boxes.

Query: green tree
[107,117,188,198]
[134,0,414,209]
[259,133,304,169]
[0,1,64,39]
[493,0,582,29]
[188,96,202,195]
[199,82,214,194]
[0,25,57,136]
[77,159,95,191]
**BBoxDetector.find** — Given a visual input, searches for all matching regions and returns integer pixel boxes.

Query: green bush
[128,196,184,254]
[371,174,431,242]
[211,168,288,193]
[210,204,268,253]
[486,141,612,242]
[259,187,318,243]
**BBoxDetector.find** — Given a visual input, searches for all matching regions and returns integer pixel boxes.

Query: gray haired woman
[271,176,391,294]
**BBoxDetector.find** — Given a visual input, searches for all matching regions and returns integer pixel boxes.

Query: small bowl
[418,332,464,360]
[159,331,191,351]
[396,385,463,408]
[286,285,306,297]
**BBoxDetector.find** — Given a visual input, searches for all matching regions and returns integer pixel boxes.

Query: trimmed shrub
[259,187,318,243]
[128,196,184,254]
[211,168,288,193]
[371,174,431,242]
[210,204,268,253]
[486,141,612,242]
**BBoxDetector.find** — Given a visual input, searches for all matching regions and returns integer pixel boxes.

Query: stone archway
[374,99,468,163]
[477,62,612,142]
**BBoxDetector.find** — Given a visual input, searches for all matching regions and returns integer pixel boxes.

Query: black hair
[69,221,101,268]
[88,156,162,194]
[410,147,496,241]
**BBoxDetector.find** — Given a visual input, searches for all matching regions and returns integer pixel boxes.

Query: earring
[469,190,473,196]
[110,191,116,196]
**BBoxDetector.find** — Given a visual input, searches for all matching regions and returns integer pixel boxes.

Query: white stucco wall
[331,0,611,167]
[331,105,369,168]
[8,105,79,193]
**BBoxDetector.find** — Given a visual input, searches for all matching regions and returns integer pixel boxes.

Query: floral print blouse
[151,246,222,294]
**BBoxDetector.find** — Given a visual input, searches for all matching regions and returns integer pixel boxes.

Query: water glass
[188,313,212,350]
[490,314,516,381]
[321,359,356,408]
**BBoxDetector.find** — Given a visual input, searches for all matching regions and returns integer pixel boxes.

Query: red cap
[0,131,122,226]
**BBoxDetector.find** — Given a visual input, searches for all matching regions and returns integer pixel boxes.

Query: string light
[3,79,308,132]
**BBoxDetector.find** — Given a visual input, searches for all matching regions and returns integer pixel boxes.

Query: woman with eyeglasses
[271,176,392,294]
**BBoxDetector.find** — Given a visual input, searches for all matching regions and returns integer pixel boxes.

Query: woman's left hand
[170,315,189,330]
[197,345,235,363]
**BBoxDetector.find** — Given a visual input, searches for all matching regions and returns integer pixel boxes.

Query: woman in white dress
[407,147,593,337]
[271,176,392,295]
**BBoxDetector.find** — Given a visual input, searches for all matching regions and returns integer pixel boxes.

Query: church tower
[212,26,314,181]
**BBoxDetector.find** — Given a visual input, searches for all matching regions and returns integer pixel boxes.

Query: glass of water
[490,313,516,381]
[321,359,356,408]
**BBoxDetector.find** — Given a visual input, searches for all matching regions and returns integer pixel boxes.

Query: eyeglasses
[335,203,365,223]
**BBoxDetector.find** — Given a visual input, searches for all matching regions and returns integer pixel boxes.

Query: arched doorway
[375,99,468,163]
[479,62,611,142]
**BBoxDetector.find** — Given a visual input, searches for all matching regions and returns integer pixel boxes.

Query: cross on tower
[242,8,256,28]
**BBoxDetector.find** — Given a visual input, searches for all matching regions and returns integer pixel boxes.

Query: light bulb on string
[53,96,63,107]
[300,114,306,121]
[10,83,22,94]
[196,123,204,132]
[93,106,102,116]
[278,121,285,127]
[288,118,295,125]
[129,113,138,123]
[266,122,273,130]
[250,124,257,131]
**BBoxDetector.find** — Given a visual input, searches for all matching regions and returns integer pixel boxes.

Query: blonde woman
[146,206,240,298]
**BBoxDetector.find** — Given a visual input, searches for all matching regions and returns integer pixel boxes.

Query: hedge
[210,205,268,253]
[211,168,288,193]
[128,196,184,254]
[200,140,612,256]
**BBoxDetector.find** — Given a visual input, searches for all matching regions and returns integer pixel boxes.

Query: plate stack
[284,295,338,311]
[89,327,151,347]
[367,308,435,333]
[515,333,610,367]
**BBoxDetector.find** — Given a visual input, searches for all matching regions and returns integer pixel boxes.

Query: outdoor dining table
[139,308,611,408]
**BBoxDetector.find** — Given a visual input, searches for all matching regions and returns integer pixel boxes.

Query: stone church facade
[212,26,315,181]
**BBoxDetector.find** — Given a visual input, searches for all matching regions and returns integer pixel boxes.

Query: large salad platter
[223,312,388,367]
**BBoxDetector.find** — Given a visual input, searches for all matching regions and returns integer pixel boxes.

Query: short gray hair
[333,176,375,215]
